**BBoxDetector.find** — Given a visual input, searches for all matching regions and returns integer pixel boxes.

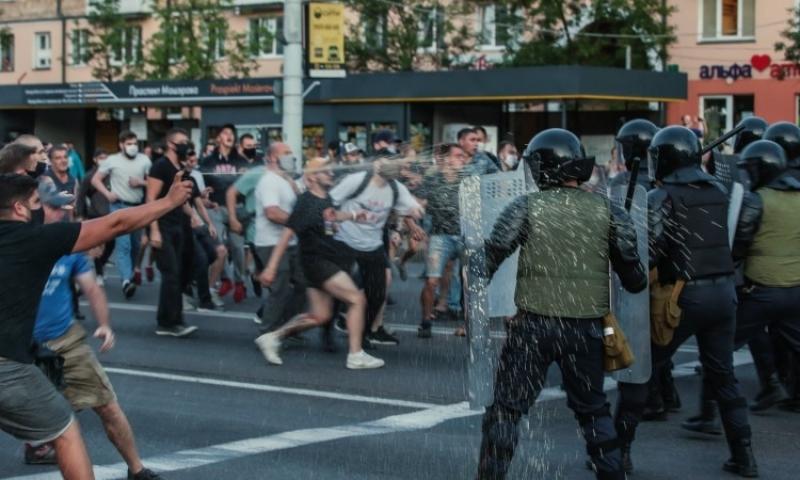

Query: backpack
[345,171,399,209]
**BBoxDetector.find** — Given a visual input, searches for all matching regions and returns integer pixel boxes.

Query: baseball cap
[38,179,75,209]
[343,142,361,155]
[372,130,396,145]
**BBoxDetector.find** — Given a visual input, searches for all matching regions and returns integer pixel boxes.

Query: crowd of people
[0,114,797,480]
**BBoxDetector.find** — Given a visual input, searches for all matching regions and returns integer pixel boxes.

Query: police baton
[624,157,641,212]
[701,124,746,156]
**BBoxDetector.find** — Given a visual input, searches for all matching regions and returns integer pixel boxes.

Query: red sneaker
[133,270,142,285]
[218,278,233,297]
[146,266,155,282]
[233,281,246,303]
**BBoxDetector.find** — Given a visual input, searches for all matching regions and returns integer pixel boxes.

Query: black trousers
[477,314,623,480]
[617,277,751,446]
[154,223,193,328]
[191,226,218,305]
[94,238,115,277]
[351,248,388,335]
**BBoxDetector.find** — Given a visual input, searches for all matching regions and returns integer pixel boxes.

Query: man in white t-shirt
[330,154,424,346]
[252,142,306,332]
[91,131,152,299]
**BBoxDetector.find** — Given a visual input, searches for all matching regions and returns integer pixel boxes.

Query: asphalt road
[1,265,798,479]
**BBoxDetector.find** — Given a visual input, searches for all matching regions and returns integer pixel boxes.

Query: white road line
[3,402,478,480]
[104,367,440,410]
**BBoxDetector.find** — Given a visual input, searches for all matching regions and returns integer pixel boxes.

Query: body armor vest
[745,188,800,287]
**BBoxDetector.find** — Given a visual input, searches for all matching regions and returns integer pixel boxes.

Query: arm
[732,191,763,261]
[608,203,647,294]
[75,272,115,352]
[484,195,530,278]
[145,175,164,248]
[194,195,216,237]
[265,206,291,225]
[259,228,295,286]
[226,184,242,234]
[91,169,117,203]
[73,172,191,253]
[646,187,672,270]
[404,216,426,241]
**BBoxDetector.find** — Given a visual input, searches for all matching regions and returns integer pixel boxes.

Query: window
[207,23,226,60]
[362,14,387,50]
[250,17,283,57]
[0,33,13,72]
[111,26,142,65]
[700,95,754,144]
[71,29,90,66]
[418,7,439,51]
[479,4,497,47]
[34,32,51,70]
[701,0,755,40]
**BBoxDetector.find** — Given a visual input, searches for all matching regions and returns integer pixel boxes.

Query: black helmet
[763,121,800,168]
[647,126,702,180]
[739,140,787,189]
[732,117,768,153]
[523,129,595,186]
[616,119,659,170]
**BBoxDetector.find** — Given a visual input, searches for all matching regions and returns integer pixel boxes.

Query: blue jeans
[110,202,141,282]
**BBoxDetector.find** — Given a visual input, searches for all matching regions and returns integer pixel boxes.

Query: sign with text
[699,54,800,81]
[307,2,346,79]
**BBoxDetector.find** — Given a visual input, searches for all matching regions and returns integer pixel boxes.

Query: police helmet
[732,117,768,154]
[763,121,800,168]
[523,129,595,186]
[616,119,659,170]
[647,126,702,181]
[739,140,787,189]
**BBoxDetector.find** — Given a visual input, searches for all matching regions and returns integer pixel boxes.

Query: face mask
[279,155,297,174]
[124,144,139,158]
[384,145,398,155]
[503,155,518,168]
[27,162,47,178]
[243,148,257,159]
[173,142,190,161]
[476,142,486,152]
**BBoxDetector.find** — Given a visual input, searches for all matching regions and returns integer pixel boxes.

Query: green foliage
[82,0,131,82]
[497,0,675,70]
[343,0,474,72]
[775,6,800,63]
[142,0,264,80]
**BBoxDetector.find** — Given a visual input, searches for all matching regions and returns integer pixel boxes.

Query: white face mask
[476,142,486,152]
[503,154,518,168]
[124,144,139,158]
[279,154,297,174]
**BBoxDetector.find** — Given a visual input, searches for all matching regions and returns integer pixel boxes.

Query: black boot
[750,373,789,412]
[661,366,682,412]
[682,400,722,435]
[641,390,667,421]
[722,438,758,478]
[620,442,633,474]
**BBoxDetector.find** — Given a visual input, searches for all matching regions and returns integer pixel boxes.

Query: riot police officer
[764,121,800,182]
[615,126,758,477]
[476,129,647,480]
[611,119,659,190]
[733,117,768,154]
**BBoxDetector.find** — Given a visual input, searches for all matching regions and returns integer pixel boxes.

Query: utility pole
[282,0,304,164]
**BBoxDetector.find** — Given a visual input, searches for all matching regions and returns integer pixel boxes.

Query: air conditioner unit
[36,56,51,69]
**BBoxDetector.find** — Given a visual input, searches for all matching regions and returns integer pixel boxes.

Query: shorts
[0,357,74,444]
[194,225,220,264]
[425,234,464,278]
[303,255,354,290]
[44,323,117,411]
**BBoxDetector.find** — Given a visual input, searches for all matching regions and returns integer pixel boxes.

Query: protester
[46,146,78,196]
[76,148,115,285]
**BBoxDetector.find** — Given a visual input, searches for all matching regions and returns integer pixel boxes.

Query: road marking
[3,402,479,480]
[104,367,441,410]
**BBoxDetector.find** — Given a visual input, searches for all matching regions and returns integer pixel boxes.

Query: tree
[775,5,800,64]
[82,0,131,82]
[343,0,474,72]
[141,0,266,80]
[497,0,675,70]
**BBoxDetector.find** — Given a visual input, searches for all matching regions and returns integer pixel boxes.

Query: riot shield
[713,152,743,190]
[713,152,746,248]
[728,182,745,248]
[608,184,651,384]
[460,168,531,410]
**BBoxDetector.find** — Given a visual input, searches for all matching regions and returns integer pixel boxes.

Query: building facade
[666,0,800,139]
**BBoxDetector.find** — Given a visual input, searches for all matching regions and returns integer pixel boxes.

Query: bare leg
[53,420,95,480]
[273,288,333,338]
[209,245,227,287]
[94,401,144,474]
[322,272,367,353]
[421,277,440,322]
[435,261,453,312]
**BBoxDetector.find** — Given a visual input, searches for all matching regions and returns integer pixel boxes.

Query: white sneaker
[254,332,283,365]
[96,275,105,287]
[182,294,196,311]
[346,350,385,370]
[210,289,225,308]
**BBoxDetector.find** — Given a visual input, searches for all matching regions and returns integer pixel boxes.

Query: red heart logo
[751,54,772,72]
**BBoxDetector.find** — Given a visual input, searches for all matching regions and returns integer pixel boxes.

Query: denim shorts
[425,234,464,278]
[0,357,74,444]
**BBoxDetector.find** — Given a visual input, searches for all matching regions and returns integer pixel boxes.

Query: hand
[106,192,119,203]
[202,187,213,199]
[94,326,116,353]
[87,245,104,259]
[259,267,276,287]
[354,210,369,223]
[208,223,218,239]
[150,230,163,249]
[410,224,427,242]
[229,217,243,235]
[128,177,144,188]
[166,171,193,207]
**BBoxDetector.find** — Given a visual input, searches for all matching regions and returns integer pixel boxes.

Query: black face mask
[27,162,47,179]
[173,143,190,161]
[243,148,257,159]
[30,207,45,225]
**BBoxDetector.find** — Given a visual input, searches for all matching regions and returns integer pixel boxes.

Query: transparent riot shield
[728,182,744,248]
[460,167,531,410]
[608,184,651,384]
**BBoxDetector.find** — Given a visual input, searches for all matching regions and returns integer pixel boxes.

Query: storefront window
[338,124,369,151]
[303,125,325,161]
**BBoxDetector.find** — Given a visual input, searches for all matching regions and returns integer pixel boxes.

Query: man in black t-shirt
[147,128,200,337]
[0,170,192,479]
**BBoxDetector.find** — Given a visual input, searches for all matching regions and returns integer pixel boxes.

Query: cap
[372,129,396,145]
[38,179,75,209]
[343,142,361,155]
[304,157,331,174]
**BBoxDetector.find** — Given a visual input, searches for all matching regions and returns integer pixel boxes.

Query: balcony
[86,0,151,17]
